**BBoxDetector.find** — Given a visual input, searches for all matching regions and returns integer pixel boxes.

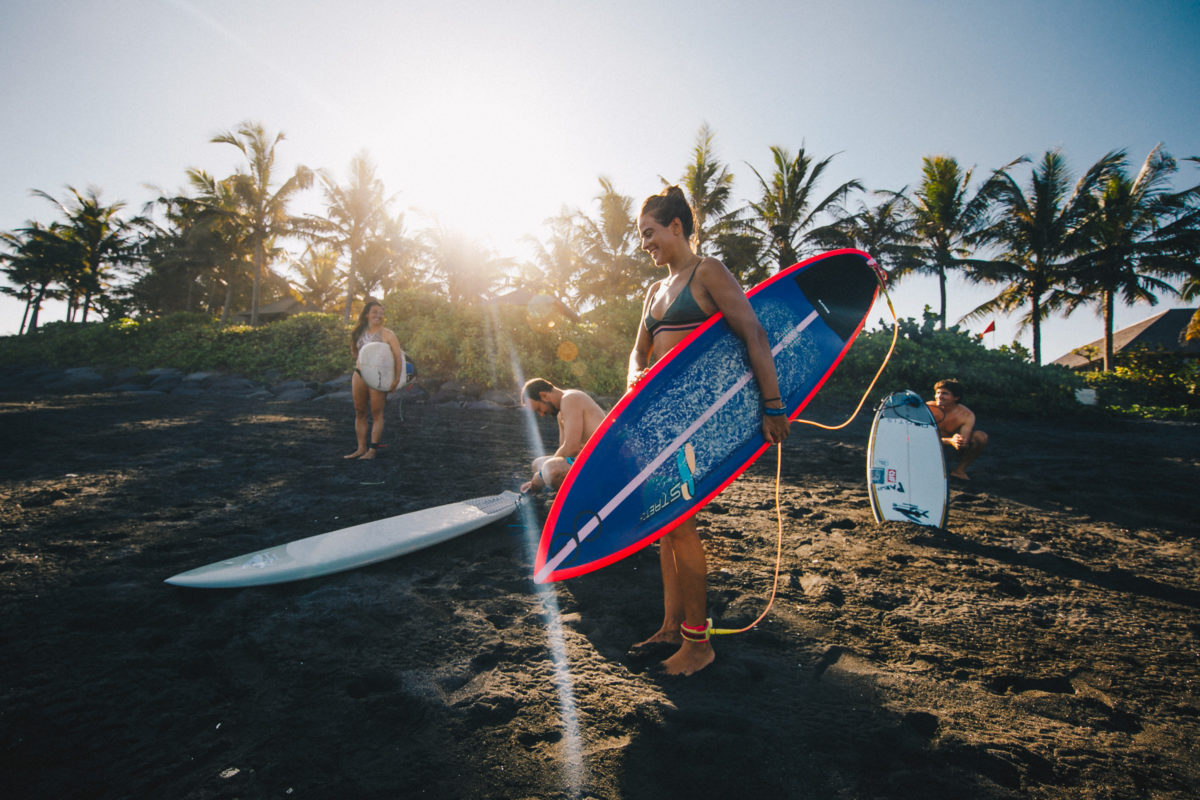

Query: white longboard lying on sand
[165,491,522,588]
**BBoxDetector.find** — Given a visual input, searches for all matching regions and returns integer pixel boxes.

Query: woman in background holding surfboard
[628,185,790,676]
[346,299,405,460]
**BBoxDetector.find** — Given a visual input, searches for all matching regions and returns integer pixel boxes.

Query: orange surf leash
[692,265,900,640]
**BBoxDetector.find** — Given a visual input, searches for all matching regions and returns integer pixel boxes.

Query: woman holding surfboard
[628,185,790,676]
[346,299,405,460]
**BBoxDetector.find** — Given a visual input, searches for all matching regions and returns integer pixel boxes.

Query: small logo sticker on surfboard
[676,442,696,500]
[871,463,903,492]
[640,442,697,521]
[892,503,930,522]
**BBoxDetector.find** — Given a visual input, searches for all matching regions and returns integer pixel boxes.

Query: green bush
[236,313,348,380]
[0,289,636,395]
[382,287,637,395]
[5,302,1193,422]
[0,312,347,380]
[818,310,1083,418]
[1082,347,1199,413]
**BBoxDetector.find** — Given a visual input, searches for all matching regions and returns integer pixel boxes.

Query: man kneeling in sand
[520,378,606,493]
[927,379,988,480]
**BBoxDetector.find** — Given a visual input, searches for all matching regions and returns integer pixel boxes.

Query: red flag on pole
[982,320,996,335]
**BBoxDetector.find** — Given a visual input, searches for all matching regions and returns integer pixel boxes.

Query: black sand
[1,386,1198,799]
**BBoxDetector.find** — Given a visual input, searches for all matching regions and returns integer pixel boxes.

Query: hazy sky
[2,0,1198,362]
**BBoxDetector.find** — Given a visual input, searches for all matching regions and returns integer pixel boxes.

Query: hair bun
[641,185,696,239]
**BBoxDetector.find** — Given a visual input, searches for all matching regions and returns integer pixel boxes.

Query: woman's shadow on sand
[562,550,1048,800]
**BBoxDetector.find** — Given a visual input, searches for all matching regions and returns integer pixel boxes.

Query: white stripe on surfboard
[536,309,819,581]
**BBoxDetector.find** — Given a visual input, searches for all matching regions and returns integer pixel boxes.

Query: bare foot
[950,469,970,480]
[661,641,715,676]
[633,627,682,649]
[344,449,366,459]
[358,447,378,460]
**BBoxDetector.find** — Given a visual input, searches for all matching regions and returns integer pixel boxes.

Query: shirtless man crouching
[926,379,988,480]
[520,378,606,493]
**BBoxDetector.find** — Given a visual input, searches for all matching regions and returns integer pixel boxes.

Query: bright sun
[363,69,582,258]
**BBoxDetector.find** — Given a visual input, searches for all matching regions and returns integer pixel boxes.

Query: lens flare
[556,341,578,362]
[507,341,586,796]
[526,295,558,332]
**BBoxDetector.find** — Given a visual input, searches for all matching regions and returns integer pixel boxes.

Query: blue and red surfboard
[533,249,881,583]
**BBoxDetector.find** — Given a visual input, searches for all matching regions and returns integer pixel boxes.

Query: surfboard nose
[791,250,880,342]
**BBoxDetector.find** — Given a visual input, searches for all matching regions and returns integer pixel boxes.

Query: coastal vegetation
[2,301,1194,420]
[2,123,1197,417]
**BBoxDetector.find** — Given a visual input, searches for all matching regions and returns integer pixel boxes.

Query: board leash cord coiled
[702,268,900,639]
[698,440,787,638]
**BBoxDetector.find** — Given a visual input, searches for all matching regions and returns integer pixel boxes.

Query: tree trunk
[1102,290,1115,371]
[220,283,232,326]
[251,236,264,327]
[1031,293,1042,366]
[27,283,48,333]
[20,295,32,335]
[775,232,798,274]
[343,271,356,325]
[937,266,948,330]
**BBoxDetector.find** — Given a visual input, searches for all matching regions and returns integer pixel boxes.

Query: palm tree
[1065,145,1197,370]
[313,152,401,323]
[712,228,766,287]
[520,209,581,306]
[357,213,415,300]
[671,124,765,286]
[744,144,862,272]
[893,156,997,329]
[670,123,736,255]
[134,189,249,317]
[181,169,257,323]
[31,186,137,323]
[964,149,1124,364]
[1165,156,1200,343]
[291,245,343,311]
[210,122,313,326]
[129,199,197,316]
[817,188,915,274]
[420,225,510,304]
[0,222,71,333]
[571,177,653,303]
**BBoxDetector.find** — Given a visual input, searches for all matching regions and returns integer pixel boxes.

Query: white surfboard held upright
[356,341,403,392]
[165,492,521,588]
[867,390,948,527]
